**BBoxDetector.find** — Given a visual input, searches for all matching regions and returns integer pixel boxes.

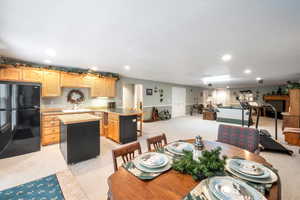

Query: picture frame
[146,88,153,95]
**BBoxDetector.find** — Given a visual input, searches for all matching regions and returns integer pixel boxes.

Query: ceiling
[0,0,300,88]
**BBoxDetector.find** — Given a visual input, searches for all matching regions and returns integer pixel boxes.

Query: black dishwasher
[119,115,137,144]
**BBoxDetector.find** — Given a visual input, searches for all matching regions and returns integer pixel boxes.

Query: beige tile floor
[1,116,300,200]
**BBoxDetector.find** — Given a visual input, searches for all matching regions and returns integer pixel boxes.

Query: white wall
[202,85,286,106]
[122,84,134,109]
[41,87,114,108]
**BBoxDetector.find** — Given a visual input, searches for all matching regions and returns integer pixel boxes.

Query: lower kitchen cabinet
[106,113,137,144]
[41,115,61,146]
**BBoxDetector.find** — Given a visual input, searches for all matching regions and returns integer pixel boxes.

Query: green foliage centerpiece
[172,147,227,180]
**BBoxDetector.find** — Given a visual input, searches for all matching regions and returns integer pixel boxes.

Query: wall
[41,87,115,108]
[122,84,134,109]
[116,77,204,120]
[41,76,204,120]
[202,85,286,106]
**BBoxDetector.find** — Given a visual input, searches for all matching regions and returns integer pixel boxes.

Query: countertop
[41,107,143,116]
[58,113,101,124]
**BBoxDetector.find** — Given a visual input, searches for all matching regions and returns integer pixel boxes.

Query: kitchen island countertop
[57,113,101,124]
[41,107,142,116]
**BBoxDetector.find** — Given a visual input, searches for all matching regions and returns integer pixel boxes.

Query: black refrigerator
[0,81,41,159]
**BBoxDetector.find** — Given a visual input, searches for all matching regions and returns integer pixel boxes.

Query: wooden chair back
[147,133,167,151]
[112,142,142,172]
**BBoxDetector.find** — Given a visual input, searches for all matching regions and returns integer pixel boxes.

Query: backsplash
[41,88,116,108]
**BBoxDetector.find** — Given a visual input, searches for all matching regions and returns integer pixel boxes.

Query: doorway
[172,87,186,118]
[122,84,143,110]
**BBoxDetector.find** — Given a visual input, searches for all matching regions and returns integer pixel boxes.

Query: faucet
[72,104,79,110]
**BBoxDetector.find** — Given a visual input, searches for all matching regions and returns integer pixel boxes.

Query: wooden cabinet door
[60,72,84,87]
[289,89,300,116]
[112,120,119,142]
[107,119,114,139]
[81,74,96,88]
[105,78,116,97]
[42,70,61,97]
[0,66,22,81]
[91,77,105,97]
[108,119,119,142]
[22,67,43,82]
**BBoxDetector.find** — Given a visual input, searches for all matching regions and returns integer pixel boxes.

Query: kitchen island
[58,113,100,164]
[41,108,142,145]
[100,108,141,144]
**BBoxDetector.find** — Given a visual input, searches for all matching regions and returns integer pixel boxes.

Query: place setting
[164,141,194,156]
[123,152,172,180]
[225,158,278,193]
[184,158,278,200]
[186,176,267,200]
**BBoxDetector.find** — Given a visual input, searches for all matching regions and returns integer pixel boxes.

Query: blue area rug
[0,174,65,200]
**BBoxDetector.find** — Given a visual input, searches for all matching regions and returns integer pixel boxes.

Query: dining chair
[217,124,260,154]
[112,141,142,172]
[146,133,168,151]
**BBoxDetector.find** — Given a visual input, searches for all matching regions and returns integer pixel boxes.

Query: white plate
[137,152,169,168]
[228,159,270,179]
[226,159,278,184]
[133,158,172,173]
[229,159,264,176]
[165,142,194,155]
[208,176,267,200]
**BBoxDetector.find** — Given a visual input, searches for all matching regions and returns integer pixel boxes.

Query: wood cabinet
[42,70,61,97]
[283,128,300,146]
[107,113,120,142]
[22,67,43,82]
[0,65,22,81]
[91,77,105,97]
[81,74,96,87]
[0,65,117,98]
[289,89,300,115]
[60,72,80,87]
[282,113,300,130]
[105,78,116,97]
[93,112,104,136]
[41,115,61,146]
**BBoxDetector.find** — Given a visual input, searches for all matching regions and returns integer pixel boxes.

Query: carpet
[0,174,64,200]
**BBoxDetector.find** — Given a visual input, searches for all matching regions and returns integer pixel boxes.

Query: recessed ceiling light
[244,69,252,74]
[202,75,231,84]
[44,59,52,64]
[124,65,131,70]
[256,77,262,81]
[221,54,232,62]
[45,48,56,57]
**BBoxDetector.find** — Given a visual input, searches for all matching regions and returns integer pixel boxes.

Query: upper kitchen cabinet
[0,65,22,81]
[105,78,116,97]
[42,70,61,97]
[21,67,43,82]
[91,77,116,97]
[91,77,106,97]
[81,74,97,87]
[61,72,82,88]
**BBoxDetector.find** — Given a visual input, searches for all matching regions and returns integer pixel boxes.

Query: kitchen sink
[62,109,91,113]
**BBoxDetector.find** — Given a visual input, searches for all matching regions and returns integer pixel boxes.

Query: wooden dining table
[107,140,281,200]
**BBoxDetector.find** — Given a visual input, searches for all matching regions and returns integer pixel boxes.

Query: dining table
[107,140,281,200]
